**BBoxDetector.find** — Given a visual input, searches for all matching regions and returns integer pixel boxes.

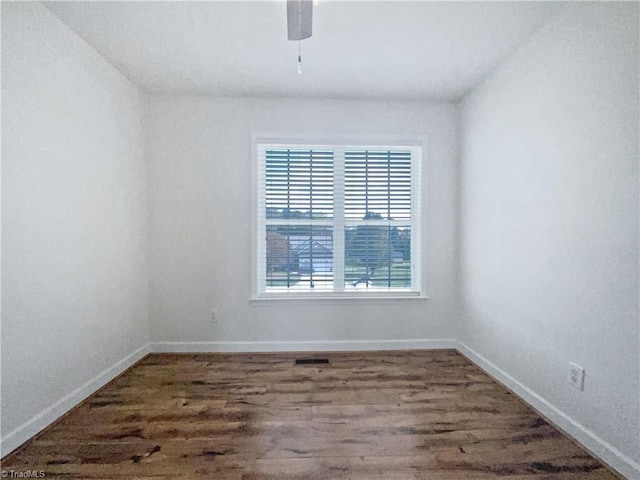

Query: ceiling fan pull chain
[297,0,302,74]
[287,0,312,73]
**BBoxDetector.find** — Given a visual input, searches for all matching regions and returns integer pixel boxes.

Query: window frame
[251,134,427,302]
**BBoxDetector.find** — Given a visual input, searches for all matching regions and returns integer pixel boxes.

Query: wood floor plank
[1,350,623,479]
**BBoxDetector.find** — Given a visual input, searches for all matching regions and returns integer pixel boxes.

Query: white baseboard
[1,342,152,458]
[152,338,457,353]
[457,341,639,480]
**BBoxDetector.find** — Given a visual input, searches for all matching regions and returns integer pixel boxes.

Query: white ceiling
[44,1,563,101]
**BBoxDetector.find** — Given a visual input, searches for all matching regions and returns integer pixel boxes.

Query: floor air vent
[295,358,329,365]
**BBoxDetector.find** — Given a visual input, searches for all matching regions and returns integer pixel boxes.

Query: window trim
[251,133,427,301]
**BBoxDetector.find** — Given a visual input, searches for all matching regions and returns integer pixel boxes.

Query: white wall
[1,2,149,453]
[145,96,458,347]
[3,2,637,477]
[459,2,639,477]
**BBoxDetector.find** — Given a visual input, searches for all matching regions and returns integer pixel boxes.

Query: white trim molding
[153,339,457,353]
[457,341,639,480]
[0,343,152,458]
[249,294,429,305]
[252,135,427,300]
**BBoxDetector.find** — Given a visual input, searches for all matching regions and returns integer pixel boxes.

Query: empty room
[1,0,638,478]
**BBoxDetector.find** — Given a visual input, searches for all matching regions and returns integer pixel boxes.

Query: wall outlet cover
[568,362,585,391]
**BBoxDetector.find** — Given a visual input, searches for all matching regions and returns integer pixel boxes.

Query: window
[254,138,422,298]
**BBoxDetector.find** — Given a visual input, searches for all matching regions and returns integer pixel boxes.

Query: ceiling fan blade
[287,0,313,41]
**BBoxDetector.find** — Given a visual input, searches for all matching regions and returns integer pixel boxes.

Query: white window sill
[249,292,429,305]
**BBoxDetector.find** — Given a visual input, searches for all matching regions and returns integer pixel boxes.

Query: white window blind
[256,141,421,297]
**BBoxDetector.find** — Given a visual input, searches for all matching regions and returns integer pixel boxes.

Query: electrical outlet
[568,363,585,391]
[210,308,219,324]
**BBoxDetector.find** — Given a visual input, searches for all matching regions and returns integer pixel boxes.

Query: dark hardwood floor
[2,350,623,479]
